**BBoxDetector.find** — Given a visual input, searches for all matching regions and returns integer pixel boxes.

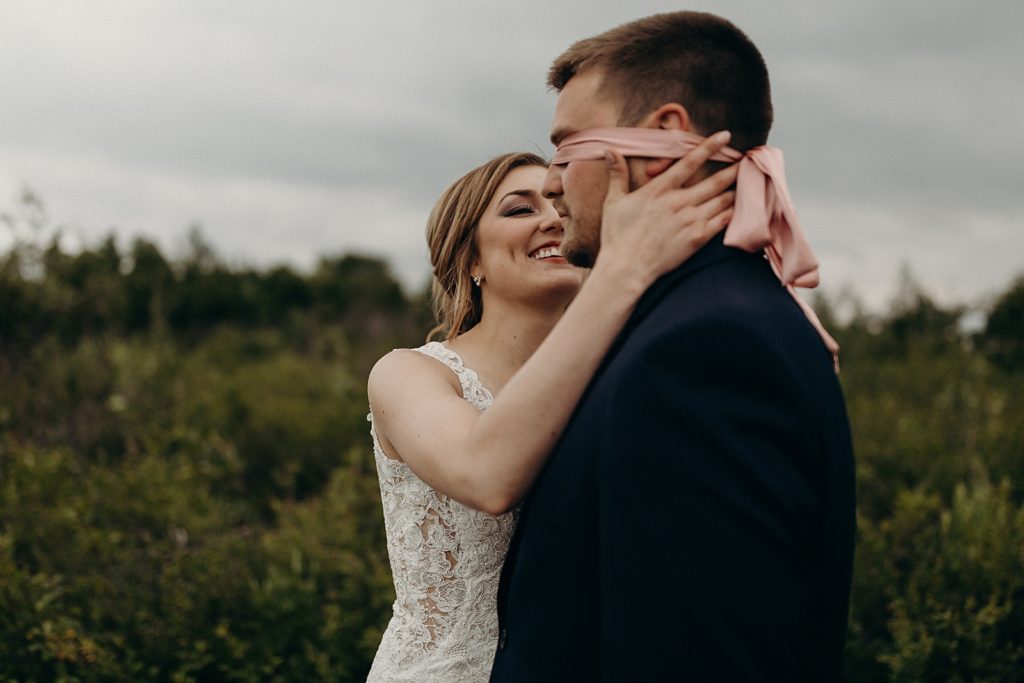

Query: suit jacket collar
[628,230,743,328]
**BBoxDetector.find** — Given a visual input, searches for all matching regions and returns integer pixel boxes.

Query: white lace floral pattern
[367,342,517,682]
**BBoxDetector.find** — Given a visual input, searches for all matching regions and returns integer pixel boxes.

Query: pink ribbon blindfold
[552,127,840,369]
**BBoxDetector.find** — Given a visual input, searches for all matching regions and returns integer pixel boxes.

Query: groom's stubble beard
[562,162,640,269]
[554,194,602,269]
[562,216,599,269]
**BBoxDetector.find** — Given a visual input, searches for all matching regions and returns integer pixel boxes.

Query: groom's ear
[640,103,693,178]
[650,102,692,132]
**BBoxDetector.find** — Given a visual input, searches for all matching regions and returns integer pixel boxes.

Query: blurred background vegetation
[1,191,1022,682]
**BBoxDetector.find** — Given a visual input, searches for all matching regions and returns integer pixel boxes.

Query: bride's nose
[538,209,563,233]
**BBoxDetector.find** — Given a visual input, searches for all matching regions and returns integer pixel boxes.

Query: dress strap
[413,341,494,410]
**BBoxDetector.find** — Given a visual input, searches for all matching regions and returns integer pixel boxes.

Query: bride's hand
[594,130,739,290]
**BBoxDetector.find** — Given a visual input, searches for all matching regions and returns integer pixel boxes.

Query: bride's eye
[504,205,536,217]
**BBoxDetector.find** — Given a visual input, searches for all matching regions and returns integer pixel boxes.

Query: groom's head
[543,11,773,267]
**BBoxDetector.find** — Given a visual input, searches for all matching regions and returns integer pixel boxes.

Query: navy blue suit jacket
[490,233,855,682]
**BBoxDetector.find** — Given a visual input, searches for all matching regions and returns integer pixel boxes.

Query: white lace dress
[366,341,518,682]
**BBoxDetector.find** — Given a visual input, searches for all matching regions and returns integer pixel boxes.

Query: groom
[490,11,855,682]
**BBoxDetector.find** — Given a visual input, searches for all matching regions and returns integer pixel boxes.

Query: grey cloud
[1,0,1021,309]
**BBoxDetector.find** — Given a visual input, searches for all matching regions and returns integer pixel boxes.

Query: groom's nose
[542,164,564,199]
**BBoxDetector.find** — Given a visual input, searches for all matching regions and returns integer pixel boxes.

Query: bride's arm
[369,132,738,514]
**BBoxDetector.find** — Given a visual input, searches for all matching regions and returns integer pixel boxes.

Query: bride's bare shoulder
[368,346,461,405]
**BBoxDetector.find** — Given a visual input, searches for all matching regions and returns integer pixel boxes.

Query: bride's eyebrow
[497,190,537,204]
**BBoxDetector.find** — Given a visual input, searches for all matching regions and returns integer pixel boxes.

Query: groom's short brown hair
[548,11,772,152]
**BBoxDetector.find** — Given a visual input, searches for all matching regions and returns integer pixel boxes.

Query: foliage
[0,195,1021,680]
[837,277,1024,682]
[983,276,1024,373]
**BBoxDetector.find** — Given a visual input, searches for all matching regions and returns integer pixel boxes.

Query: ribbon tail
[786,285,841,373]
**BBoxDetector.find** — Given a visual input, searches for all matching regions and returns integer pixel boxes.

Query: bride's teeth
[531,247,562,259]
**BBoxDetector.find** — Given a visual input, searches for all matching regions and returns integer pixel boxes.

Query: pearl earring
[472,274,483,287]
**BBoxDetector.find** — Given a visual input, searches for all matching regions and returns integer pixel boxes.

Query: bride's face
[473,165,584,306]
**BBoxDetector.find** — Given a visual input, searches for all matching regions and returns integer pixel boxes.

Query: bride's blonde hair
[426,152,546,341]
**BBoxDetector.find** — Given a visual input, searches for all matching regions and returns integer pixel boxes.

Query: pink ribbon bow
[551,127,840,370]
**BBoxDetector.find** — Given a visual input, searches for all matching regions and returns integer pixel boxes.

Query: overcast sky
[1,0,1021,311]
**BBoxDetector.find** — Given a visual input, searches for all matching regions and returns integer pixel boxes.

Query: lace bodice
[366,341,518,682]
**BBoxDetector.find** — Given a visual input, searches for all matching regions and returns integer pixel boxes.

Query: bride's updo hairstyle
[426,152,546,341]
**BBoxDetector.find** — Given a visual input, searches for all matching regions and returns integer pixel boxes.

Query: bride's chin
[497,269,584,305]
[536,274,584,301]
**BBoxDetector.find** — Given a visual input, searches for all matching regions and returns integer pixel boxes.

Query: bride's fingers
[602,149,630,208]
[647,130,732,193]
[707,206,734,231]
[696,190,735,220]
[684,205,732,250]
[678,162,739,208]
[662,205,732,265]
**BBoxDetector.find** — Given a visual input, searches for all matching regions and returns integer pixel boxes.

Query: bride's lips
[528,241,566,262]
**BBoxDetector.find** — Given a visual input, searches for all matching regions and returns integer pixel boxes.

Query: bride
[366,134,737,681]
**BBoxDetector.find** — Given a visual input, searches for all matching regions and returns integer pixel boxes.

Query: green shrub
[847,481,1024,682]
